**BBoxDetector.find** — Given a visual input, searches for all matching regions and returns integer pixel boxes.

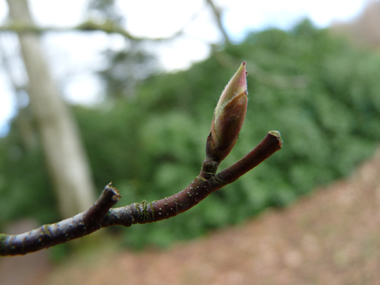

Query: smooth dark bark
[0,131,282,256]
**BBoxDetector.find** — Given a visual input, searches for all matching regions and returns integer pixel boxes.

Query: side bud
[206,62,248,162]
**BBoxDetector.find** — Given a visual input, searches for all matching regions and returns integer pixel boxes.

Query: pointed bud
[206,62,248,162]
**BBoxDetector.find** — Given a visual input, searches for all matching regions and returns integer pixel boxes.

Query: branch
[0,131,282,256]
[205,0,231,45]
[0,63,283,256]
[0,4,206,42]
[0,20,181,41]
[0,183,121,256]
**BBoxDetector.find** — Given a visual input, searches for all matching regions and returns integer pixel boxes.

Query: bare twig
[0,183,120,256]
[0,131,282,256]
[0,62,282,256]
[0,21,175,41]
[0,12,206,43]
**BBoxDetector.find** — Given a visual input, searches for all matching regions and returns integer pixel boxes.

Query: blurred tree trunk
[6,0,96,218]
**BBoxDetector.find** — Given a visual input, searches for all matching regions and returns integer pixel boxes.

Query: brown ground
[3,147,380,285]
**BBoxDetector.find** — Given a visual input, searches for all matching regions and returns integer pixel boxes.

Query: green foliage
[0,135,58,226]
[1,20,380,249]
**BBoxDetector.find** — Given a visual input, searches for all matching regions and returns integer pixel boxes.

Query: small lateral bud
[206,62,248,162]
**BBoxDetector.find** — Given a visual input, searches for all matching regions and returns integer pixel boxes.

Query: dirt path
[43,146,380,285]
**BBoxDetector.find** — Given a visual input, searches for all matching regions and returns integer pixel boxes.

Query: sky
[0,0,370,136]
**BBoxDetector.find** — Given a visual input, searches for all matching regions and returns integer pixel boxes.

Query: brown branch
[218,131,283,184]
[82,182,121,224]
[0,131,282,256]
[0,183,120,256]
[0,63,282,256]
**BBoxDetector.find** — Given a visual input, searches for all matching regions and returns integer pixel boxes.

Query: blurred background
[1,0,380,284]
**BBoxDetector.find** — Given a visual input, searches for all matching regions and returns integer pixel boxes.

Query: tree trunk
[6,0,96,218]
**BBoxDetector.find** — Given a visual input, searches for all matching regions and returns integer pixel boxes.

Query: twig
[0,131,282,256]
[0,12,208,43]
[0,21,179,41]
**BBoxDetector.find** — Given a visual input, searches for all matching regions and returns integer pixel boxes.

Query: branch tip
[268,130,283,147]
[104,182,121,200]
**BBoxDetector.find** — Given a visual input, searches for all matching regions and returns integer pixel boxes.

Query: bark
[0,131,283,256]
[6,0,96,218]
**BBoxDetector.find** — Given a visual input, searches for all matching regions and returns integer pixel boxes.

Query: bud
[206,62,248,162]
